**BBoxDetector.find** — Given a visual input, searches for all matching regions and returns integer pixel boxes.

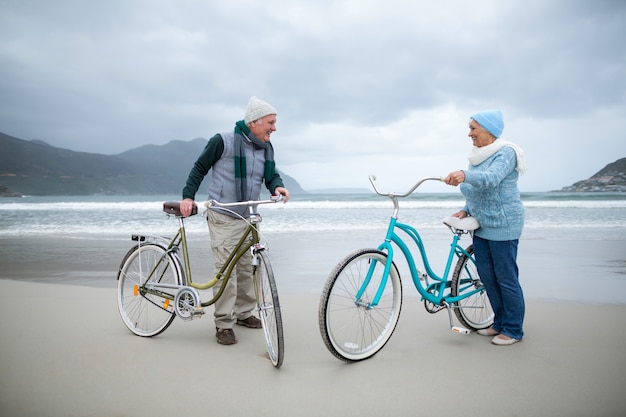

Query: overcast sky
[1,0,624,192]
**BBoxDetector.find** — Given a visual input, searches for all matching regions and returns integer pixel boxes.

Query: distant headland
[557,157,626,192]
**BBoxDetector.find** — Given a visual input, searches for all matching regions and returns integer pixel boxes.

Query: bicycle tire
[117,243,183,337]
[319,249,402,362]
[451,244,494,330]
[254,250,284,368]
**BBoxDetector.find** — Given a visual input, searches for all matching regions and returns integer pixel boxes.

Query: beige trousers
[207,209,257,329]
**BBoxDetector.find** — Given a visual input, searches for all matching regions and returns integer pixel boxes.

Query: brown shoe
[236,315,262,329]
[216,328,237,345]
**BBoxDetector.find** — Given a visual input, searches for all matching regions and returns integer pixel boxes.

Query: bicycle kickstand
[442,301,470,335]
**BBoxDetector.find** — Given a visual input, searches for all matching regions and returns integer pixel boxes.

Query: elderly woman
[445,110,527,346]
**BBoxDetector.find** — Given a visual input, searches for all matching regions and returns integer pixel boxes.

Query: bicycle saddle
[442,216,480,231]
[163,201,198,217]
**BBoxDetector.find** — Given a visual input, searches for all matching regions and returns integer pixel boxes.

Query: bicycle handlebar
[163,195,284,219]
[201,194,285,209]
[368,175,446,198]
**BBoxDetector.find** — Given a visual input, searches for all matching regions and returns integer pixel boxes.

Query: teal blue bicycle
[318,176,494,362]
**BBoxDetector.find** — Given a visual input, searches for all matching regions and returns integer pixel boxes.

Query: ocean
[1,191,625,303]
[1,191,625,241]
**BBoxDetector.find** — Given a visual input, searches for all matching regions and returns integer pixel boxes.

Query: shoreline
[1,232,625,303]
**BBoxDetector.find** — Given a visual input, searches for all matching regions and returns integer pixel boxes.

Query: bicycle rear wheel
[254,250,284,368]
[117,243,183,337]
[451,245,494,330]
[319,249,402,362]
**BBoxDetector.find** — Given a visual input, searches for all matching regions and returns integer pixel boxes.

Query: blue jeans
[473,236,525,340]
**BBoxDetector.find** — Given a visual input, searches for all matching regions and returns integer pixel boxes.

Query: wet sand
[0,234,625,416]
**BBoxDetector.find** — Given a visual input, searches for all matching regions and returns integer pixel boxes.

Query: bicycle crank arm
[443,301,470,335]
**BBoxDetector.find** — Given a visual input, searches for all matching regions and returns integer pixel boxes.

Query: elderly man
[180,96,290,345]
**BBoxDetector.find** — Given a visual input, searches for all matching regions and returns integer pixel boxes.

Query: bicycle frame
[362,218,476,308]
[136,198,275,308]
[358,175,480,309]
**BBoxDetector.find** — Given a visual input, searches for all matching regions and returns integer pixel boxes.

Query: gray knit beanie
[244,96,277,124]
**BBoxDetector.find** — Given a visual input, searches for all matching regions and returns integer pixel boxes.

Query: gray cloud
[1,0,625,191]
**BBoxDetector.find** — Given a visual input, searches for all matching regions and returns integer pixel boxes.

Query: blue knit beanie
[470,110,504,138]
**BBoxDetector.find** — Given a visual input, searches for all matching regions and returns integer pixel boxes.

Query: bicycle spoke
[319,249,402,362]
[451,245,494,330]
[117,244,182,337]
[255,251,284,368]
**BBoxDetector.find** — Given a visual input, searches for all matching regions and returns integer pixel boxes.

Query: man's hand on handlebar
[274,187,290,203]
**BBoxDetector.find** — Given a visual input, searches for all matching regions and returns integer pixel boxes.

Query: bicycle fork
[355,257,393,309]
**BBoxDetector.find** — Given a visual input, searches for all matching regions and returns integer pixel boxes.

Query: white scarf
[468,140,527,174]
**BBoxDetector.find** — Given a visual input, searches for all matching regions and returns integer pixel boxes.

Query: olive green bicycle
[116,196,284,367]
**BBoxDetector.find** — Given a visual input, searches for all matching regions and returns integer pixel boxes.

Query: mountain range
[1,131,624,196]
[0,132,305,196]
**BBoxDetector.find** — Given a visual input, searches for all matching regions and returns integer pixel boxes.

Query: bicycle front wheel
[117,243,183,337]
[319,249,402,362]
[254,250,284,368]
[451,244,494,330]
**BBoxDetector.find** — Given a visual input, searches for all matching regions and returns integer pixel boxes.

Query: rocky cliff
[559,157,626,192]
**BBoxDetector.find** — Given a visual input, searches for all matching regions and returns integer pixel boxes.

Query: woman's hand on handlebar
[180,198,196,217]
[444,170,465,187]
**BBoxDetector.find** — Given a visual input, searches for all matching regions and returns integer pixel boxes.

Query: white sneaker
[477,327,499,336]
[491,335,519,346]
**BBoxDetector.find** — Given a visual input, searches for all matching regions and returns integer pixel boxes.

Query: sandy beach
[1,234,626,416]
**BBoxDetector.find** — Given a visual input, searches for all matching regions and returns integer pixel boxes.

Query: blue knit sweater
[460,146,524,241]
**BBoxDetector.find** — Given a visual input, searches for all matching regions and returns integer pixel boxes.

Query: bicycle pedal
[192,307,205,318]
[451,326,470,335]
